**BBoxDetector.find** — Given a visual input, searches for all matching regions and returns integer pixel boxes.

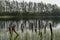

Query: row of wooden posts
[0,20,53,40]
[20,20,53,40]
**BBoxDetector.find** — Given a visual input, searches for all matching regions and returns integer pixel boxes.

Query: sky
[10,0,60,7]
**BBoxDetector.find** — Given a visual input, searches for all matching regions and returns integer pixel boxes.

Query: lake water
[0,20,60,40]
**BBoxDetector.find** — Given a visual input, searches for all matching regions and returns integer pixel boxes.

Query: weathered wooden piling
[31,23,33,32]
[21,24,24,33]
[38,20,42,40]
[49,23,53,40]
[35,19,37,33]
[38,20,40,35]
[44,21,48,40]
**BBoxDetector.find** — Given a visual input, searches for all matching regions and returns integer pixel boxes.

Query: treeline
[0,0,60,21]
[0,0,60,13]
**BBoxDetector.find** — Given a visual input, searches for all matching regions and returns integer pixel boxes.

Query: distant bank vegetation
[0,0,60,13]
[0,0,60,21]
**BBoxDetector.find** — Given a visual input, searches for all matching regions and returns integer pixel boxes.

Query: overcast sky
[10,0,60,7]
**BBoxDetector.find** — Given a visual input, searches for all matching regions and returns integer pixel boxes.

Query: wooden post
[21,24,24,33]
[35,19,37,33]
[38,20,40,35]
[44,21,47,40]
[38,20,42,40]
[31,23,33,32]
[49,23,53,40]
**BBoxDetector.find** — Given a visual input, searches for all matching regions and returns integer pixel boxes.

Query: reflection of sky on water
[53,23,60,29]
